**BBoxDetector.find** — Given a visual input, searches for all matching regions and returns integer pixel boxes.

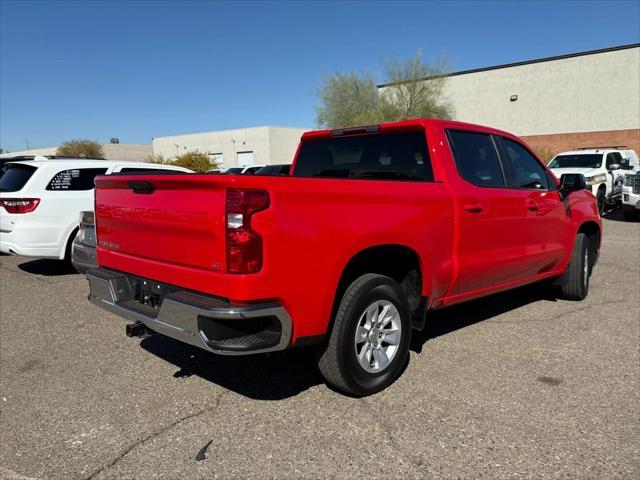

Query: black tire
[559,233,590,301]
[62,228,78,264]
[596,189,606,215]
[316,274,412,396]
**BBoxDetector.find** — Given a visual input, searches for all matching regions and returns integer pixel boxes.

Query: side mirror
[607,163,620,171]
[560,173,587,196]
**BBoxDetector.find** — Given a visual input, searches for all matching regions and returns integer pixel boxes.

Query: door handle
[463,201,484,214]
[525,200,539,211]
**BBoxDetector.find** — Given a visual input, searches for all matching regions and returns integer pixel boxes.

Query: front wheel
[559,233,591,301]
[316,274,412,396]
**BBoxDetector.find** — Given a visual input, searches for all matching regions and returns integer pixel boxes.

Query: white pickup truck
[548,148,639,214]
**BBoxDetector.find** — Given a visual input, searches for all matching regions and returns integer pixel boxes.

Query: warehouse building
[152,125,308,168]
[0,143,152,161]
[379,43,640,157]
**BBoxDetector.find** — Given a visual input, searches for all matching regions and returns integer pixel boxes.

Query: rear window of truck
[293,131,433,181]
[0,164,37,192]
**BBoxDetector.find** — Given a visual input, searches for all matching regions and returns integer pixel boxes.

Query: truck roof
[300,118,519,141]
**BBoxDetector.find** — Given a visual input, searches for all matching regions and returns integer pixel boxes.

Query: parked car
[223,165,266,174]
[0,158,192,261]
[548,148,639,214]
[255,164,291,175]
[621,167,640,221]
[86,119,601,396]
[207,168,224,174]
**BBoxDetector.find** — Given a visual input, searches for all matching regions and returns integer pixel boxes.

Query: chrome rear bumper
[86,268,292,355]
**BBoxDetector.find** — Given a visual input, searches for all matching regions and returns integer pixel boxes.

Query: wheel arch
[330,244,426,331]
[577,220,601,268]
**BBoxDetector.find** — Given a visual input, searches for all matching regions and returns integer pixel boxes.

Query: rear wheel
[559,233,590,301]
[316,274,411,396]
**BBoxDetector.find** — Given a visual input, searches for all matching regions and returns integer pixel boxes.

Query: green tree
[172,151,212,172]
[144,153,171,165]
[57,139,105,159]
[378,51,452,122]
[316,72,380,129]
[316,51,453,129]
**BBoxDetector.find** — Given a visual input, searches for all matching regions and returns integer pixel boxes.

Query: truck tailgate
[94,175,227,272]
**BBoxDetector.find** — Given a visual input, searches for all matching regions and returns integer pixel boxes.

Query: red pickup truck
[87,119,601,396]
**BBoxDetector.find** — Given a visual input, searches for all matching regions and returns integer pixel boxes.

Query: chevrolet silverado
[86,119,601,395]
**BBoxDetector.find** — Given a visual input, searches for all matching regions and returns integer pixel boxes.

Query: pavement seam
[83,390,228,480]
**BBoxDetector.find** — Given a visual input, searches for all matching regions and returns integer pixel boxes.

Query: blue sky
[1,0,638,151]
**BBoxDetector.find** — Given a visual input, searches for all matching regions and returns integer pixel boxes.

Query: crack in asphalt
[358,398,425,475]
[83,391,228,480]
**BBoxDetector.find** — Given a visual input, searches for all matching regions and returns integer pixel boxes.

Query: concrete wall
[440,45,640,137]
[152,126,307,168]
[0,143,152,161]
[268,126,305,165]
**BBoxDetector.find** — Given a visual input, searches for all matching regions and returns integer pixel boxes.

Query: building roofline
[152,125,310,140]
[377,43,640,88]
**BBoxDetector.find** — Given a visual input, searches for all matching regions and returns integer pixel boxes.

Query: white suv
[548,149,639,214]
[0,157,192,261]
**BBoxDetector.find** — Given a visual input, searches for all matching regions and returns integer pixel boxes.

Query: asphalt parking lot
[1,213,638,480]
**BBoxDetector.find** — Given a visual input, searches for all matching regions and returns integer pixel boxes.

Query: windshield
[549,154,602,169]
[293,130,433,181]
[0,164,37,192]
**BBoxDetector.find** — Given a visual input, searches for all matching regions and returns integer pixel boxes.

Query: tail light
[0,198,40,214]
[226,189,270,274]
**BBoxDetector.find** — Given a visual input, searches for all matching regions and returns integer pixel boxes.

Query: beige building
[152,125,308,168]
[0,143,152,161]
[379,43,640,156]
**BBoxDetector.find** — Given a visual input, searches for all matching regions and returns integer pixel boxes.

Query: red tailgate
[94,175,228,272]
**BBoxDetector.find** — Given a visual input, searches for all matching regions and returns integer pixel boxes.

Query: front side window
[46,168,107,191]
[0,164,38,192]
[293,131,433,181]
[500,137,550,190]
[447,130,504,188]
[605,152,622,169]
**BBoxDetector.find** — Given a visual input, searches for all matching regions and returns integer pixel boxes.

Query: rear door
[447,130,535,294]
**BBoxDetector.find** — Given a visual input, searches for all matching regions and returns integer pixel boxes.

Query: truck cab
[548,148,638,214]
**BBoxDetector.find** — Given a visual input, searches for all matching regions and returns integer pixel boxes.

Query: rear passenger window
[46,168,108,191]
[447,130,505,187]
[500,138,549,190]
[293,131,433,181]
